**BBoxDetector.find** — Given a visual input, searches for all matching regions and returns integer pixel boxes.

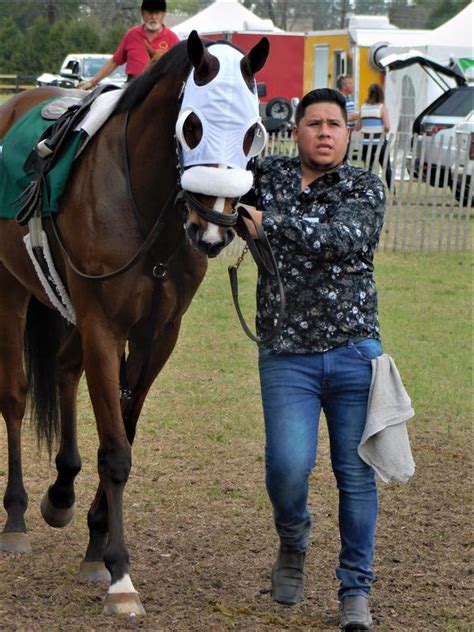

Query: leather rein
[228,207,285,345]
[50,110,184,281]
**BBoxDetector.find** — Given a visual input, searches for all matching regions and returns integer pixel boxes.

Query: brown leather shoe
[271,547,305,605]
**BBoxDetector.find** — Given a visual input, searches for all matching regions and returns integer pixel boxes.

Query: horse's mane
[114,39,242,115]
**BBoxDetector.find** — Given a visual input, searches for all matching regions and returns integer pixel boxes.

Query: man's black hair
[295,88,347,126]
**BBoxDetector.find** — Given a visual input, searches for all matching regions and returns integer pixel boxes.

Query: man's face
[142,10,165,32]
[341,78,353,95]
[293,102,349,174]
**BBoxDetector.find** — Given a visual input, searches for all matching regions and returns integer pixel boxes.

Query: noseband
[179,190,239,227]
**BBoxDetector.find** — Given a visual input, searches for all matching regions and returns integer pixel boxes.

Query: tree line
[0,0,469,77]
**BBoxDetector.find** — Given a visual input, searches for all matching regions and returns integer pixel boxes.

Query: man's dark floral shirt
[251,156,385,354]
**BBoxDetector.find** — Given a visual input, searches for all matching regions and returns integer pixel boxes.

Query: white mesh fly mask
[175,43,267,198]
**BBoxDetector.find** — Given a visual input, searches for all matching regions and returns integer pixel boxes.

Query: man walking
[239,88,385,630]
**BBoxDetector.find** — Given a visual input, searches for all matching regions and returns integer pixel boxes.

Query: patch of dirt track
[0,426,472,631]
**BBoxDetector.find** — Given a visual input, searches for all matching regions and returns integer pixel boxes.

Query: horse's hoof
[40,492,75,528]
[79,560,111,583]
[103,592,145,616]
[0,532,32,554]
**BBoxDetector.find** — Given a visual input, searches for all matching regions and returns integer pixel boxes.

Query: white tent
[171,0,282,40]
[431,4,474,52]
[370,4,474,133]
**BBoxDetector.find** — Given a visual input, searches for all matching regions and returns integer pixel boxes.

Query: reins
[228,206,286,345]
[49,111,184,282]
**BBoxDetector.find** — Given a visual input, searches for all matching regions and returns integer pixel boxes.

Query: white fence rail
[224,130,472,256]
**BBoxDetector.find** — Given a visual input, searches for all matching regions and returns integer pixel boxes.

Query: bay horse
[0,31,269,615]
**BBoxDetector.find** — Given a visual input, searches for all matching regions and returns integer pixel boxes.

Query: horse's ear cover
[245,37,270,75]
[178,43,264,172]
[187,30,205,70]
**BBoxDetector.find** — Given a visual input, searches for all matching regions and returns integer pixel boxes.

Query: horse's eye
[183,112,203,149]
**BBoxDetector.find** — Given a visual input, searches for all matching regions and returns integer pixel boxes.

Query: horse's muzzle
[186,223,235,258]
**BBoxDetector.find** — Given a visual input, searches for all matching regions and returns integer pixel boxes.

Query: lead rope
[228,207,285,345]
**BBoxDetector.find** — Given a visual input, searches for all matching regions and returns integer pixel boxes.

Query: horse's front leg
[80,318,184,587]
[40,328,83,529]
[0,269,30,553]
[81,322,144,616]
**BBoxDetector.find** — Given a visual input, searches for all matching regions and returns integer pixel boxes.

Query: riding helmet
[141,0,166,11]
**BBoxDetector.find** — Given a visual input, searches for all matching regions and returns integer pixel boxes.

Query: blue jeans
[258,338,382,599]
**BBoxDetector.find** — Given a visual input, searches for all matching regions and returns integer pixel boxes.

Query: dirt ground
[0,423,471,632]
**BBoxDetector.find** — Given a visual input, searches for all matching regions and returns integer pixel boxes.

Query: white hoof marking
[108,573,136,594]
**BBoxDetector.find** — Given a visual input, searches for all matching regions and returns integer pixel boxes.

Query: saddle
[16,84,119,225]
[16,85,121,326]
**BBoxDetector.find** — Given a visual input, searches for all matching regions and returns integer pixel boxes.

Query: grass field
[0,251,472,631]
[173,252,472,435]
[0,87,472,628]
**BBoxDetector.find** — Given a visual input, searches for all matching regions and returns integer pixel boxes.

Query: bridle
[50,105,240,281]
[49,78,284,347]
[180,190,238,227]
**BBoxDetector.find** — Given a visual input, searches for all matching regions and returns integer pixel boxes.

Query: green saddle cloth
[0,98,86,220]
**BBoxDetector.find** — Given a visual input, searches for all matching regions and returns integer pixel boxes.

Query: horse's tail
[24,297,65,456]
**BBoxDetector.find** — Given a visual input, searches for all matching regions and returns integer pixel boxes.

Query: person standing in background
[336,74,359,133]
[79,0,179,89]
[356,83,393,190]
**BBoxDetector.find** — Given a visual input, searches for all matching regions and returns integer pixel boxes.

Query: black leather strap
[183,191,239,227]
[228,206,285,345]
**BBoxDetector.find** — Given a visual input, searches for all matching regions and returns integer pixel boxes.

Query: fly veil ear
[177,33,271,197]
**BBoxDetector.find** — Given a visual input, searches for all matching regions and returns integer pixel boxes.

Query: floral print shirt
[250,156,385,353]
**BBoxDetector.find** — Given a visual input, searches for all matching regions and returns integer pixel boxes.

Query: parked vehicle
[383,54,473,202]
[412,106,473,202]
[37,54,126,89]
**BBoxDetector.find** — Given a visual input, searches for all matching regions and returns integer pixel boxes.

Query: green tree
[99,23,129,54]
[79,0,206,29]
[414,0,470,28]
[0,17,26,72]
[0,15,104,75]
[0,0,82,28]
[63,20,101,53]
[353,0,389,15]
[23,18,55,74]
[166,0,205,14]
[241,0,355,30]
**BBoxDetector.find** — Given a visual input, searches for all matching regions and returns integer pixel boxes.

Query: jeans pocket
[349,338,383,362]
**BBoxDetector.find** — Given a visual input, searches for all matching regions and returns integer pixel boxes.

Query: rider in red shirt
[79,0,179,89]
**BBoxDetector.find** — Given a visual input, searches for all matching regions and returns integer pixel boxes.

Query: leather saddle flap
[41,97,83,120]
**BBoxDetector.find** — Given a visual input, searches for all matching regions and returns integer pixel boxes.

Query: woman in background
[356,83,393,190]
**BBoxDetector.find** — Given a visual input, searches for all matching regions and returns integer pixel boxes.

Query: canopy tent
[369,3,474,133]
[171,0,282,40]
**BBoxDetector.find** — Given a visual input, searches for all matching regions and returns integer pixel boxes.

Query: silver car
[37,54,127,89]
[382,54,473,202]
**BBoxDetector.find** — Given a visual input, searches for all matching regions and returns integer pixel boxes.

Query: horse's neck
[125,88,182,225]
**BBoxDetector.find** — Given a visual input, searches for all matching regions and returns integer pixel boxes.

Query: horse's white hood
[176,43,267,197]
